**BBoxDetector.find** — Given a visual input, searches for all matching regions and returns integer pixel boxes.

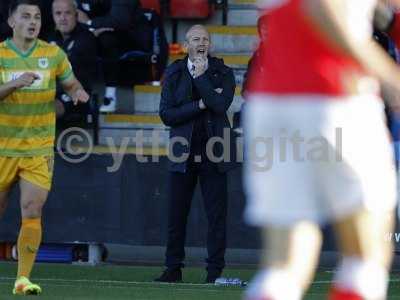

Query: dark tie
[191,65,196,77]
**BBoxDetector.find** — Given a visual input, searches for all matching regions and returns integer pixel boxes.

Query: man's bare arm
[60,74,89,105]
[388,0,400,7]
[301,0,400,107]
[0,72,39,101]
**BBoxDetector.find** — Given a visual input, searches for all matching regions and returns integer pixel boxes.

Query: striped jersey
[0,38,73,157]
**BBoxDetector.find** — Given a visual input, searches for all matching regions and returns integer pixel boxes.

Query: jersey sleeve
[55,47,73,82]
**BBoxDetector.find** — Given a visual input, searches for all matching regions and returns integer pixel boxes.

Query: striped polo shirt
[0,38,73,157]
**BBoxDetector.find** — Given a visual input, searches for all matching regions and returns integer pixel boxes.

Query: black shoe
[205,272,221,284]
[99,97,116,113]
[154,268,182,283]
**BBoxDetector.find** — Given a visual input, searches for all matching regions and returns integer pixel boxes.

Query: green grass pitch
[0,262,400,299]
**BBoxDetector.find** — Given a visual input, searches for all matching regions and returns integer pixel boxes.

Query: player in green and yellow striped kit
[0,0,89,295]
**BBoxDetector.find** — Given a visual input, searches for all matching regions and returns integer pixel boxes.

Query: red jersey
[246,0,378,97]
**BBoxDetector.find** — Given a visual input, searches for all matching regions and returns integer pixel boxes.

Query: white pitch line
[0,277,225,287]
[0,281,239,294]
[1,277,400,287]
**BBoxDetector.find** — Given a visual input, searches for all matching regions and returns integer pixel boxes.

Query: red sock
[329,286,363,300]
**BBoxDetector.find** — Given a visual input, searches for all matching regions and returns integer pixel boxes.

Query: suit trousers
[165,153,227,275]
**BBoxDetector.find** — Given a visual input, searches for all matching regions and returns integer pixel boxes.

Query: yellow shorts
[0,156,54,192]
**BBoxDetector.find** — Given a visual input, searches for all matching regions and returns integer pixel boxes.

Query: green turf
[0,262,399,299]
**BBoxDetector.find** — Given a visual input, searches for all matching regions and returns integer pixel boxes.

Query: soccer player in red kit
[243,1,400,299]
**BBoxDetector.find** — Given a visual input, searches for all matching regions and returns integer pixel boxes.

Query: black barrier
[0,154,264,248]
[0,153,348,252]
[5,153,400,263]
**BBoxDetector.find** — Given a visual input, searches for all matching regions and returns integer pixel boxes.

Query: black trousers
[97,30,153,87]
[165,153,227,275]
[97,32,121,87]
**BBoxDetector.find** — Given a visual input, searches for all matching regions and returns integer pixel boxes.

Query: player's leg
[329,209,394,300]
[13,179,47,296]
[245,222,322,300]
[13,156,53,296]
[243,98,323,300]
[13,178,47,296]
[325,95,397,300]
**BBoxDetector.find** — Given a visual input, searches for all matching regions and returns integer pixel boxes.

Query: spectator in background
[49,0,97,118]
[238,13,268,131]
[155,25,237,284]
[241,13,267,98]
[76,0,153,113]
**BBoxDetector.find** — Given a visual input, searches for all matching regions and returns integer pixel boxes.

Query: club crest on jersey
[38,58,49,69]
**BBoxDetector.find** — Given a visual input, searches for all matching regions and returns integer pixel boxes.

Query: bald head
[52,0,78,37]
[185,25,209,42]
[185,24,210,60]
[52,0,78,9]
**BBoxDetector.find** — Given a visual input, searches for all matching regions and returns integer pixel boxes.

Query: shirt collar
[187,57,208,77]
[187,58,194,73]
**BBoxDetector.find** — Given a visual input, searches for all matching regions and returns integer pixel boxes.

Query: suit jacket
[159,56,238,173]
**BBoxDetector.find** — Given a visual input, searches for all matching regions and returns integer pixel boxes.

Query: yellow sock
[17,218,42,279]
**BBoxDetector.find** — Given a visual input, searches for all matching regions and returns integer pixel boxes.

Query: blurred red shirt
[246,0,377,97]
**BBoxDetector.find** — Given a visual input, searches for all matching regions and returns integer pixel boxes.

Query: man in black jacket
[76,0,153,113]
[49,0,97,118]
[155,25,237,284]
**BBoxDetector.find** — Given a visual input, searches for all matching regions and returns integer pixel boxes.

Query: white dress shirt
[187,58,208,78]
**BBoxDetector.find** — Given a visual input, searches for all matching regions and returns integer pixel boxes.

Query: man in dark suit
[155,25,237,284]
